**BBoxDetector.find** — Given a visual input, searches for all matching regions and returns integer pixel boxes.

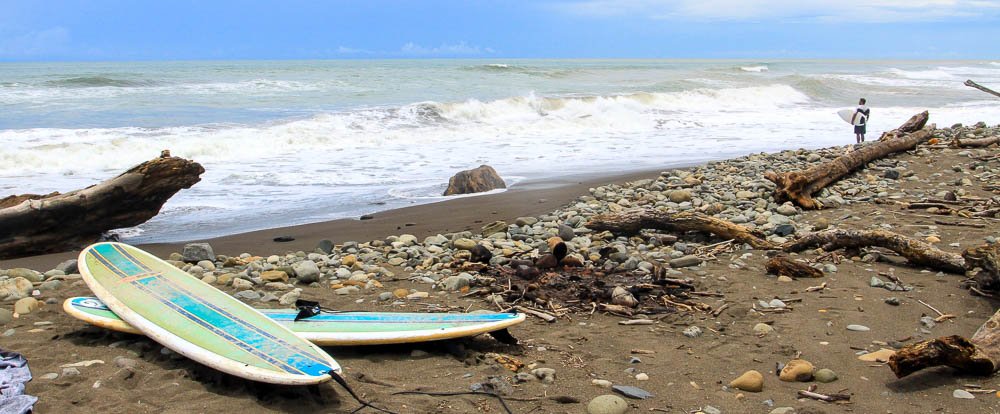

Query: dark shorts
[854,124,866,134]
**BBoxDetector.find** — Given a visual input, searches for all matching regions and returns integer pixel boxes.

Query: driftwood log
[765,255,824,278]
[586,209,777,250]
[0,155,204,259]
[965,79,1000,99]
[764,111,931,209]
[888,311,1000,378]
[953,136,1000,148]
[783,229,965,274]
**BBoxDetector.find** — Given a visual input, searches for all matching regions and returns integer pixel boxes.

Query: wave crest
[44,76,159,88]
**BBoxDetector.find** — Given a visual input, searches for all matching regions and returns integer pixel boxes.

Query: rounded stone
[729,370,764,392]
[13,297,40,315]
[779,359,814,382]
[587,394,629,414]
[813,368,838,383]
[752,323,774,336]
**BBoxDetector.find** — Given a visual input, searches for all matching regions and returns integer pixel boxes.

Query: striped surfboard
[78,242,339,385]
[65,296,525,346]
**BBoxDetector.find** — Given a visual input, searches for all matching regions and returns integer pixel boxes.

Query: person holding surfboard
[854,98,870,143]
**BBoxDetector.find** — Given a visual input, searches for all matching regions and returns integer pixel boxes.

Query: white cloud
[0,27,71,57]
[335,46,374,54]
[551,0,1000,22]
[400,41,495,56]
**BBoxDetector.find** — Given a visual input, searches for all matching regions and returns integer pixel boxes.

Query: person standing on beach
[855,98,870,143]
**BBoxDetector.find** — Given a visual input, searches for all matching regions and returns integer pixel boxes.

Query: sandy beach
[2,120,999,414]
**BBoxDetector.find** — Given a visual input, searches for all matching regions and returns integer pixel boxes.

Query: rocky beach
[1,118,998,413]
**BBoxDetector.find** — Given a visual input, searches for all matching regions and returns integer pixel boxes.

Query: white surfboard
[838,109,866,126]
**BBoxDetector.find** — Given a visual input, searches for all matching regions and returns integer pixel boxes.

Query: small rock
[776,203,798,216]
[635,373,649,381]
[316,239,334,254]
[592,379,613,388]
[846,324,870,332]
[260,270,289,283]
[670,255,702,268]
[335,286,360,295]
[113,356,138,370]
[292,260,321,283]
[953,389,975,399]
[753,323,774,337]
[612,385,653,399]
[729,370,763,392]
[587,395,629,414]
[0,309,12,325]
[769,408,796,414]
[234,290,260,301]
[858,348,896,362]
[813,368,837,383]
[812,218,829,230]
[40,373,59,380]
[683,326,703,338]
[232,278,254,290]
[440,275,471,291]
[773,224,796,236]
[532,367,557,384]
[779,359,814,382]
[884,297,900,306]
[670,190,693,203]
[13,297,40,315]
[702,406,721,414]
[182,243,215,263]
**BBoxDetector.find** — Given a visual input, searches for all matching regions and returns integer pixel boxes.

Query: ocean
[2,59,999,243]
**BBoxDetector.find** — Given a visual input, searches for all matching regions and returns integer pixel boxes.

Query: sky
[1,0,999,61]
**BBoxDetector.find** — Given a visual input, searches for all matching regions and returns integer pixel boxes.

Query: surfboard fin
[487,328,519,345]
[294,299,323,321]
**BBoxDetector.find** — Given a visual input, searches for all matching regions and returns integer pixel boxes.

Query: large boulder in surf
[443,165,506,196]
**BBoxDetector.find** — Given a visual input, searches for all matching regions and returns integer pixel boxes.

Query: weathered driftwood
[783,229,965,274]
[765,255,824,278]
[888,310,1000,377]
[764,111,931,209]
[586,209,777,250]
[0,155,204,259]
[953,136,1000,148]
[964,244,1000,291]
[965,79,1000,99]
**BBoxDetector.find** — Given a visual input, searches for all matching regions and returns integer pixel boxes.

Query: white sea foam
[739,65,769,73]
[887,68,956,80]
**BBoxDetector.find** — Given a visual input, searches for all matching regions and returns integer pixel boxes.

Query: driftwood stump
[764,111,931,209]
[586,209,776,250]
[964,244,1000,291]
[783,229,965,274]
[889,309,1000,377]
[0,155,204,259]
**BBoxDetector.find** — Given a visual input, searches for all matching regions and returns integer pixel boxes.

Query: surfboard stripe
[88,244,331,376]
[105,244,330,367]
[89,246,311,375]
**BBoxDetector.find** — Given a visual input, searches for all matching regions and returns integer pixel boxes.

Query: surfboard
[78,242,339,385]
[838,109,866,126]
[64,296,526,346]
